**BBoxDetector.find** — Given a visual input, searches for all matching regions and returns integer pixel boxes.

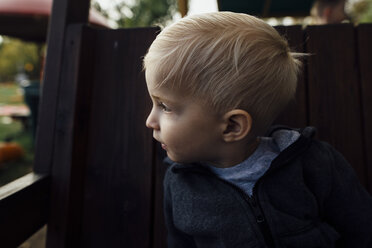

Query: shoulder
[295,138,349,179]
[302,139,338,163]
[296,138,363,199]
[301,139,353,175]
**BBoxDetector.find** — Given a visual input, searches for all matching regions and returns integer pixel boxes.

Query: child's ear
[221,109,252,142]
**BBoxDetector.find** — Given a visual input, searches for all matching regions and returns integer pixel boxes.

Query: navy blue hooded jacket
[163,127,372,247]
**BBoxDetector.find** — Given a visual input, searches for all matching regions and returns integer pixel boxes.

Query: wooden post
[178,0,188,17]
[34,0,90,173]
[32,0,91,247]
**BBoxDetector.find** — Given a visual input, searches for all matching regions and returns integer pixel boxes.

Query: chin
[168,155,198,164]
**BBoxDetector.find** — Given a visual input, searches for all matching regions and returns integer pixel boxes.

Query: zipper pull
[249,197,265,223]
[256,215,265,223]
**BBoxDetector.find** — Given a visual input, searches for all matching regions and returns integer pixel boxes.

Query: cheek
[161,121,192,145]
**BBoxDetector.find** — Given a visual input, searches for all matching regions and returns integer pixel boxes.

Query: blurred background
[0,0,371,246]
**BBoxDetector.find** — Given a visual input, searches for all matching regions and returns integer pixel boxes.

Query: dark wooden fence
[275,24,372,191]
[0,23,371,248]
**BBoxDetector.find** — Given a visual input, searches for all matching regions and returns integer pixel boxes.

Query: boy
[143,12,372,247]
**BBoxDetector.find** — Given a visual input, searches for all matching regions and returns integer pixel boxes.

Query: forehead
[145,68,186,100]
[145,69,160,90]
[145,67,167,92]
[146,72,182,102]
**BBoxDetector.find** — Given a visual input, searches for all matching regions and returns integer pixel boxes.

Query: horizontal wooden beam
[0,173,50,248]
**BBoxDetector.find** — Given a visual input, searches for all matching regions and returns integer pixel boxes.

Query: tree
[0,37,43,83]
[358,0,372,22]
[91,0,178,28]
[349,0,372,23]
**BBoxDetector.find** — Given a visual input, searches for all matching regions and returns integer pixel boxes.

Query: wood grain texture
[80,27,158,248]
[305,24,366,185]
[152,143,168,248]
[274,25,308,128]
[357,24,372,193]
[34,0,91,173]
[45,24,91,248]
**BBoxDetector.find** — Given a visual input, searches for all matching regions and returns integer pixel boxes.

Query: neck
[209,137,260,168]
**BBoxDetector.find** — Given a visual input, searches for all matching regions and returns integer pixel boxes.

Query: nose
[146,108,160,130]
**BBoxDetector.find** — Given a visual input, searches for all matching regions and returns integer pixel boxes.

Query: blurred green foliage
[92,0,178,28]
[357,0,372,23]
[0,84,33,187]
[0,83,24,105]
[0,37,43,82]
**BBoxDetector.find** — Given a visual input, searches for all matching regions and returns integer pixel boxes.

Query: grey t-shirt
[205,129,300,196]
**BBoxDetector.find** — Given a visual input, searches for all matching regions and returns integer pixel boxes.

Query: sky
[188,0,218,15]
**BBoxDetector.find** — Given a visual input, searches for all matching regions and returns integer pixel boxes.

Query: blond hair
[144,12,302,136]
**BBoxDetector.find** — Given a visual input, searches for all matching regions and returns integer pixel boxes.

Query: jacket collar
[167,126,316,174]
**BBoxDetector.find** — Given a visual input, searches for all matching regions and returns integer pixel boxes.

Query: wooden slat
[79,27,158,247]
[0,173,50,248]
[34,0,91,173]
[357,24,372,194]
[45,24,93,248]
[305,24,366,185]
[274,25,308,128]
[153,144,168,248]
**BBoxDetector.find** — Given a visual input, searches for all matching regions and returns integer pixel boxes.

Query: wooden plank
[34,0,91,173]
[274,25,308,128]
[152,143,168,248]
[0,173,50,248]
[305,24,366,185]
[357,24,372,194]
[80,27,158,247]
[45,24,93,248]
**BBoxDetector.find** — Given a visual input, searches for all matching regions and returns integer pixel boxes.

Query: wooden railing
[0,173,50,247]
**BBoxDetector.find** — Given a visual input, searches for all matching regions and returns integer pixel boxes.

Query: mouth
[153,136,167,151]
[161,143,167,150]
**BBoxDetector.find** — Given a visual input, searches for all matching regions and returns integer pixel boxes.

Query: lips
[153,135,167,150]
[161,143,167,150]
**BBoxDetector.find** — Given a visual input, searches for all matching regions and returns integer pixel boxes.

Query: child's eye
[158,102,171,112]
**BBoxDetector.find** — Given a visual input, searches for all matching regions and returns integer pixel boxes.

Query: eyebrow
[151,94,177,105]
[151,95,161,100]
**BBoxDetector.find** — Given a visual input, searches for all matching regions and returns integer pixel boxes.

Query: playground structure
[0,0,109,42]
[0,0,371,247]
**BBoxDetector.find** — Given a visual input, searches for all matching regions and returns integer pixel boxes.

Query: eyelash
[157,101,171,112]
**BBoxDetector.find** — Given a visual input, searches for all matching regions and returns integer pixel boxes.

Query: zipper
[218,178,276,247]
[174,167,277,247]
[251,183,276,247]
[171,129,315,246]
